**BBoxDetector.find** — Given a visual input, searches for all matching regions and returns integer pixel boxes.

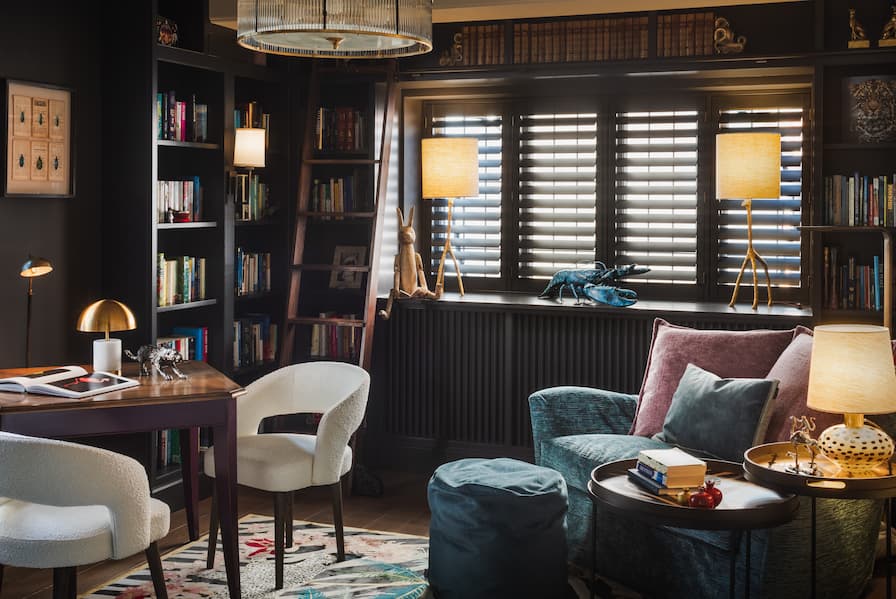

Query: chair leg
[0,563,4,593]
[206,488,219,569]
[285,491,294,548]
[273,492,287,590]
[146,542,169,599]
[331,481,345,562]
[52,566,77,599]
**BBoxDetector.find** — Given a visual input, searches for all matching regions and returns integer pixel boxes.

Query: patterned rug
[84,514,430,598]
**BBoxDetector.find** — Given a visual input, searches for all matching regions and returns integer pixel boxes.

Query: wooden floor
[2,467,893,599]
[0,469,431,599]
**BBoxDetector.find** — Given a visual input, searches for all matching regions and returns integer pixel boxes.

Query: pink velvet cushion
[629,318,802,437]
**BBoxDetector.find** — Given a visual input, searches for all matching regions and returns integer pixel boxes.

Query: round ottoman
[427,457,569,598]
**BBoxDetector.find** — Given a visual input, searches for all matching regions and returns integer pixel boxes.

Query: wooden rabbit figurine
[378,207,441,320]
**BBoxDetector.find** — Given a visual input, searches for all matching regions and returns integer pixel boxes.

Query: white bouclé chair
[204,361,370,589]
[0,431,170,599]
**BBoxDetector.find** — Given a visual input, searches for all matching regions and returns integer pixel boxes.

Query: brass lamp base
[817,414,895,476]
[728,198,773,310]
[434,198,465,296]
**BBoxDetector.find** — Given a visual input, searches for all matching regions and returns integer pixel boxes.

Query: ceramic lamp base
[817,419,894,475]
[93,338,122,375]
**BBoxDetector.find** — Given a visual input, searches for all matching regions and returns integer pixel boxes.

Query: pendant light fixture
[237,0,433,59]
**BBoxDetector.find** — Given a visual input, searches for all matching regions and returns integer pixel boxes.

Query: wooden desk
[0,361,245,598]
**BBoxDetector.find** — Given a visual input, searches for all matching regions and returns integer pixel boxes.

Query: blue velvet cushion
[654,363,779,462]
[427,458,569,599]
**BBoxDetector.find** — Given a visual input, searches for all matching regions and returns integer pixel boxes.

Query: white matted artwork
[329,245,367,289]
[5,80,72,196]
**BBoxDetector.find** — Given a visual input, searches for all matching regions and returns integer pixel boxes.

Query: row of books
[310,313,362,360]
[229,172,271,222]
[460,23,506,66]
[157,429,181,468]
[512,17,649,64]
[158,325,209,362]
[310,176,363,213]
[234,100,270,131]
[156,91,209,143]
[627,447,707,496]
[822,246,884,311]
[656,12,715,58]
[157,177,204,223]
[157,253,207,307]
[315,107,365,152]
[823,173,896,227]
[235,248,272,297]
[233,314,278,369]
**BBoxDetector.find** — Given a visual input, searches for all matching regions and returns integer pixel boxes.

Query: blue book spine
[636,461,668,485]
[874,255,882,312]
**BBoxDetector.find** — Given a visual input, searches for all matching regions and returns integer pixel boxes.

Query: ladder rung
[305,158,379,165]
[288,317,366,327]
[290,264,371,272]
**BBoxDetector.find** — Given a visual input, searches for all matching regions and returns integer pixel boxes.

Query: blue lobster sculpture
[538,262,651,307]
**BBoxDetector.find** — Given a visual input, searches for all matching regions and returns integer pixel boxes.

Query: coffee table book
[0,365,139,399]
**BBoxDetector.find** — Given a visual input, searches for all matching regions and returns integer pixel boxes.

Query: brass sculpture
[848,8,871,48]
[785,415,820,475]
[378,207,441,320]
[439,32,464,66]
[713,17,746,54]
[880,5,896,47]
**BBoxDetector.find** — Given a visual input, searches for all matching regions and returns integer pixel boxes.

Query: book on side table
[0,365,139,399]
[631,447,707,494]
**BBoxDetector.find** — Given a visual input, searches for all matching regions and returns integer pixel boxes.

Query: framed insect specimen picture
[4,80,73,197]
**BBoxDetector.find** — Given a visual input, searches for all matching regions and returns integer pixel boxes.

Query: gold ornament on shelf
[439,32,464,66]
[848,8,871,48]
[880,5,896,47]
[713,17,746,54]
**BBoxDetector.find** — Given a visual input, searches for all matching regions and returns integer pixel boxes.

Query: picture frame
[329,245,367,289]
[4,80,74,197]
[843,75,896,144]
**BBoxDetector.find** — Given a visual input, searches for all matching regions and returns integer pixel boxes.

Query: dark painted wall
[0,3,102,367]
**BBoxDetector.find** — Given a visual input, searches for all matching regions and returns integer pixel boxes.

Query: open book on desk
[0,365,139,399]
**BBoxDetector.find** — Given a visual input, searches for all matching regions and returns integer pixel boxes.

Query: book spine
[637,460,668,485]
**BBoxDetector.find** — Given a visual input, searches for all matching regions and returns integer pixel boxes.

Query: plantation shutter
[429,109,503,278]
[517,112,598,279]
[614,110,699,284]
[717,107,804,288]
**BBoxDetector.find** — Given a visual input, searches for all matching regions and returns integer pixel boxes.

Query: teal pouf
[427,458,570,598]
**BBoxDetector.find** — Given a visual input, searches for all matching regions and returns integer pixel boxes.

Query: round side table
[588,458,798,599]
[744,442,896,599]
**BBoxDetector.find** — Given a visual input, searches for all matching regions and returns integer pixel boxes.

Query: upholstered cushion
[653,363,779,462]
[630,318,801,437]
[0,498,169,569]
[203,433,353,492]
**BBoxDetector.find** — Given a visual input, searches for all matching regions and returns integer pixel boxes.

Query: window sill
[379,291,813,322]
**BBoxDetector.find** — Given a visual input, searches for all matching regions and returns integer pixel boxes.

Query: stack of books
[628,447,707,497]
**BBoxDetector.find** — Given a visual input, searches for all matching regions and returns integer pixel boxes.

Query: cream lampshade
[77,299,137,375]
[716,132,781,309]
[421,137,479,296]
[807,324,896,475]
[234,127,266,169]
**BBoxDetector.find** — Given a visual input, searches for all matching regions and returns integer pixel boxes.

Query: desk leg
[745,531,751,599]
[179,427,200,541]
[591,500,596,599]
[214,402,239,599]
[887,497,892,599]
[811,497,816,599]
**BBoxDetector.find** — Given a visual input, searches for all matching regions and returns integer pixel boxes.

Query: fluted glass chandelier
[237,0,433,58]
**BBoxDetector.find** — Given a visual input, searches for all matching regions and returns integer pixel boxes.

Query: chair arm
[313,376,370,485]
[0,432,151,559]
[528,386,637,463]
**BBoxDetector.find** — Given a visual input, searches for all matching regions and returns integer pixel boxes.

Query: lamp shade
[234,128,266,168]
[421,137,479,199]
[807,324,896,415]
[20,256,53,278]
[77,300,137,335]
[237,0,433,58]
[716,132,781,200]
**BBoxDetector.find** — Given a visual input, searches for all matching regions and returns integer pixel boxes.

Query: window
[614,110,699,284]
[517,112,598,279]
[717,106,804,289]
[429,109,503,279]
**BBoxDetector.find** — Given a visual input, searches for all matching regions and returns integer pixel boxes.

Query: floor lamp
[421,137,479,296]
[20,255,53,368]
[716,132,781,309]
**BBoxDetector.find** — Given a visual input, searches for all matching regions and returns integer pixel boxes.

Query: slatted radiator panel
[373,306,803,455]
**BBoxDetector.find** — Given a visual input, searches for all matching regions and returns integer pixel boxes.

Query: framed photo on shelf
[843,76,896,144]
[4,80,73,197]
[329,245,367,289]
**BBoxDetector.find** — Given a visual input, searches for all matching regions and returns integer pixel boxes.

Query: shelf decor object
[77,299,137,375]
[19,255,53,368]
[235,0,433,58]
[807,324,896,476]
[716,132,781,309]
[421,136,479,297]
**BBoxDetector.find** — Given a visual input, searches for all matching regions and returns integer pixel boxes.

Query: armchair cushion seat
[203,433,352,493]
[0,497,170,569]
